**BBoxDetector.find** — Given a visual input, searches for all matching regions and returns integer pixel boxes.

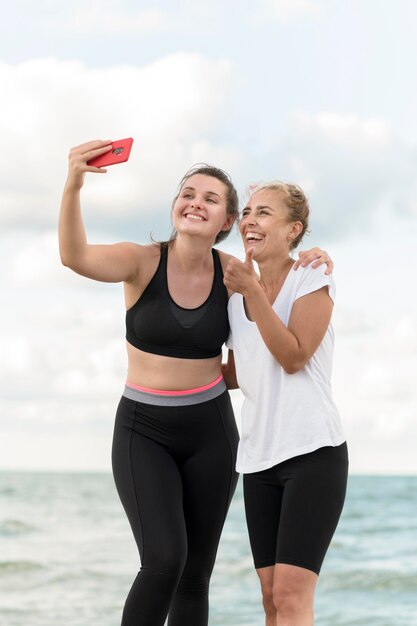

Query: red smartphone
[87,138,134,167]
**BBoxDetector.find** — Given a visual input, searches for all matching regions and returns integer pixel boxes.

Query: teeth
[246,232,263,240]
[186,214,204,221]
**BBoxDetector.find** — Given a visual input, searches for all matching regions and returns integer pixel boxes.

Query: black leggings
[111,390,239,626]
[243,443,348,575]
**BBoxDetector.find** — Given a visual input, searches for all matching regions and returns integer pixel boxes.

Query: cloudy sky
[1,0,416,475]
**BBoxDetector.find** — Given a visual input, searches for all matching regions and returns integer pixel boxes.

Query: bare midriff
[126,342,223,391]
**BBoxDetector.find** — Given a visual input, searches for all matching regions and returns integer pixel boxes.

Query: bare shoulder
[216,249,238,298]
[115,241,158,258]
[111,241,160,265]
[123,243,162,307]
[216,249,238,272]
[122,242,161,283]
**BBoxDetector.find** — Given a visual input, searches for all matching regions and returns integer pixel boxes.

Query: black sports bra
[126,243,229,359]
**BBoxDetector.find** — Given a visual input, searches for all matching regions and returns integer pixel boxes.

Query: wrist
[64,172,84,194]
[242,278,262,300]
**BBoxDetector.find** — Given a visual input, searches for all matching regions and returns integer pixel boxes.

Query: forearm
[221,363,239,389]
[244,285,307,373]
[58,183,89,268]
[221,350,239,389]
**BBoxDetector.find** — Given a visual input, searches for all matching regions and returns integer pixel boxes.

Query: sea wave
[1,471,417,626]
[0,560,45,574]
[322,568,417,592]
[0,519,38,536]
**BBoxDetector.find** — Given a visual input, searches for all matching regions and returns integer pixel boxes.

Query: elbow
[59,247,81,270]
[282,363,303,375]
[60,254,69,267]
[280,353,308,375]
[59,250,72,268]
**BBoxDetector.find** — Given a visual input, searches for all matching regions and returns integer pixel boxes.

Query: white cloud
[2,52,415,246]
[293,111,392,149]
[9,232,67,286]
[323,221,417,475]
[332,321,417,475]
[0,428,114,472]
[255,110,417,240]
[0,54,240,228]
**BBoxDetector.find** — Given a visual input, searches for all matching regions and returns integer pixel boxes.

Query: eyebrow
[182,186,221,199]
[243,204,273,211]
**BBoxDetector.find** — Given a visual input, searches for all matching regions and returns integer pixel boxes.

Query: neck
[170,235,214,270]
[257,251,294,289]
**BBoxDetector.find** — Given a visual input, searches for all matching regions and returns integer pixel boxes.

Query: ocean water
[1,471,416,626]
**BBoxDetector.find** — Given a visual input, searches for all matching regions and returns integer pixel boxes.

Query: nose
[240,214,254,235]
[242,212,256,226]
[190,197,202,209]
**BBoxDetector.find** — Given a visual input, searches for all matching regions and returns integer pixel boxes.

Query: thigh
[276,443,349,574]
[243,468,284,569]
[112,396,187,566]
[179,393,239,576]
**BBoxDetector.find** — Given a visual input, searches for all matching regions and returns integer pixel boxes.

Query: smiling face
[172,173,234,243]
[239,189,303,261]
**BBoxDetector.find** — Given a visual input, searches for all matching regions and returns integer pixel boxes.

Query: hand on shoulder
[293,247,333,275]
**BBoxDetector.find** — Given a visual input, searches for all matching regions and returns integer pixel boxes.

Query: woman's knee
[272,565,317,614]
[175,574,210,600]
[258,575,275,616]
[273,582,299,615]
[143,544,187,580]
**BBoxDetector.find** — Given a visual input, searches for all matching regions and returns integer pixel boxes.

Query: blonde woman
[223,182,348,626]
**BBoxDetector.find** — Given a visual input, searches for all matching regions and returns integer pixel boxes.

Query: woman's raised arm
[59,140,144,284]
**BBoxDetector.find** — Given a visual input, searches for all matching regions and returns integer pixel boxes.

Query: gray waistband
[123,378,227,406]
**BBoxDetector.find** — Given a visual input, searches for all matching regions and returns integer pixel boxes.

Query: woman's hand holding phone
[66,138,133,190]
[87,138,133,168]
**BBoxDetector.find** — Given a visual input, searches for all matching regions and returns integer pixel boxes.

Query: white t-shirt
[227,262,345,474]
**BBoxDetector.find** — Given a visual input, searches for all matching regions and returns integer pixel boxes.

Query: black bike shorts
[243,442,348,575]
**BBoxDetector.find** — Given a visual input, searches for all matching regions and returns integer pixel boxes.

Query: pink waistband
[125,374,224,396]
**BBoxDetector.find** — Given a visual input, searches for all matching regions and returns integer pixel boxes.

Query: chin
[245,243,260,256]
